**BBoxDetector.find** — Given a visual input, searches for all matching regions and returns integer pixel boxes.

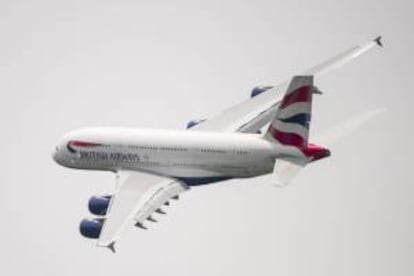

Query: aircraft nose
[52,146,60,163]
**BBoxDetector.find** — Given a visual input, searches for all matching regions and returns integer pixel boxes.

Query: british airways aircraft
[53,37,383,252]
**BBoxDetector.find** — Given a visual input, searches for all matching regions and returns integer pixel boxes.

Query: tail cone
[302,143,331,161]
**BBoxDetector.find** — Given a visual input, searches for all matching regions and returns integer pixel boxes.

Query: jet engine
[250,86,273,98]
[186,119,205,129]
[79,218,104,239]
[88,195,112,216]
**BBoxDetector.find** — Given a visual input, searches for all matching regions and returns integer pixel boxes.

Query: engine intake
[88,195,112,216]
[79,218,103,239]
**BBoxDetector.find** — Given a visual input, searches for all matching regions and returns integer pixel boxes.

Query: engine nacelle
[186,119,205,129]
[79,218,103,239]
[88,195,112,216]
[250,86,273,98]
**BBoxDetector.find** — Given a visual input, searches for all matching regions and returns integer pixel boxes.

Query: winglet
[374,36,383,47]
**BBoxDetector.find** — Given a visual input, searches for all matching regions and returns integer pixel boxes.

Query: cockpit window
[67,142,76,153]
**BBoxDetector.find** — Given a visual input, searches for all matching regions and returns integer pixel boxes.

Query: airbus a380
[53,37,383,252]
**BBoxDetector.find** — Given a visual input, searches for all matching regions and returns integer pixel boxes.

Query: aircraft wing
[97,170,188,251]
[192,37,382,134]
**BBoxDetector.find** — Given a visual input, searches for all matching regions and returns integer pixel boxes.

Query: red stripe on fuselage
[69,140,102,147]
[279,86,312,109]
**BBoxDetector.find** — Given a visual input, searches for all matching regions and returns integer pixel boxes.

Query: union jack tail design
[265,75,330,187]
[265,75,314,149]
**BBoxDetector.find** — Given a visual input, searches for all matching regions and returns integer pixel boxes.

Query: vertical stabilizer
[264,76,331,187]
[265,75,314,148]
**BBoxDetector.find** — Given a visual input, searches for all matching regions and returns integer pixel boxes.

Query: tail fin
[264,75,314,148]
[264,76,330,187]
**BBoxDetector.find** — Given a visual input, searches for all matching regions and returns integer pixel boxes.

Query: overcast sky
[0,0,412,275]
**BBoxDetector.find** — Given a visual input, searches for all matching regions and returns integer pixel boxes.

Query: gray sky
[0,0,412,275]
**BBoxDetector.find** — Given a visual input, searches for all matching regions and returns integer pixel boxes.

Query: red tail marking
[280,86,312,109]
[269,127,307,148]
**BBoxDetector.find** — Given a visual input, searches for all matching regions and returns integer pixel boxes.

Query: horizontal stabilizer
[272,157,308,187]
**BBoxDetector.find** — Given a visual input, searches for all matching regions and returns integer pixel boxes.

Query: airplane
[52,36,383,252]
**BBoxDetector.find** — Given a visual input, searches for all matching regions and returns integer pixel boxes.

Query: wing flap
[97,171,187,247]
[133,180,188,223]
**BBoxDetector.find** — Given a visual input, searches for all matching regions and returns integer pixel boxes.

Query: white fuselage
[53,128,299,185]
